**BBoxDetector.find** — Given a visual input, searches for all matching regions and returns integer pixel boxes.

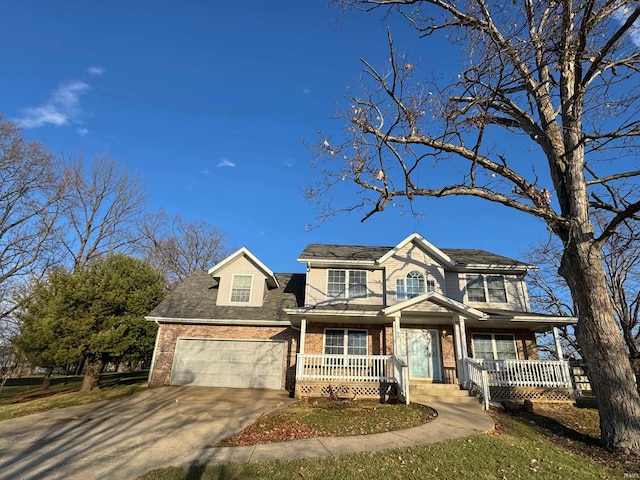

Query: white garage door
[170,338,285,389]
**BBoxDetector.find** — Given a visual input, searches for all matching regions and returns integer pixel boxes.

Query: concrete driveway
[0,386,294,480]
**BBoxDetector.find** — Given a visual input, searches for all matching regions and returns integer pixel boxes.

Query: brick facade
[149,321,540,390]
[466,327,539,360]
[302,323,388,355]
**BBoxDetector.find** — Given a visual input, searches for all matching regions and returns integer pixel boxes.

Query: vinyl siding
[458,273,530,311]
[304,267,384,306]
[381,242,446,306]
[215,255,267,307]
[445,271,463,301]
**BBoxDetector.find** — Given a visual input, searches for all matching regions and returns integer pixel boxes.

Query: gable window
[327,270,367,299]
[466,274,507,303]
[396,271,435,300]
[230,274,252,303]
[472,333,518,360]
[324,329,368,365]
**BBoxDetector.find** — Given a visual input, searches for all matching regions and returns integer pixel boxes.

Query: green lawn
[216,397,436,446]
[0,371,148,421]
[139,405,634,480]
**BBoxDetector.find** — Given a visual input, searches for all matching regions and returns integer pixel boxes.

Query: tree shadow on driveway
[0,386,292,480]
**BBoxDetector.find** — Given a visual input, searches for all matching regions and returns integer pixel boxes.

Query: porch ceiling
[466,311,577,333]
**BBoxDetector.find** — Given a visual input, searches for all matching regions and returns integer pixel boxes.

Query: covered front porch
[287,293,576,407]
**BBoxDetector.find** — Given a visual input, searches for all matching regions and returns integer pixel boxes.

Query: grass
[0,371,148,421]
[216,397,437,446]
[138,404,632,480]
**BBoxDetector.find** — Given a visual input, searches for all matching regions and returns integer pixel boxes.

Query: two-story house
[146,233,576,406]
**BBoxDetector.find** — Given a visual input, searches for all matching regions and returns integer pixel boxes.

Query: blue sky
[1,1,547,273]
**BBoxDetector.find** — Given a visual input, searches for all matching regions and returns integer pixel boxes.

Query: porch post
[454,315,469,386]
[393,315,401,356]
[295,318,307,384]
[552,326,564,360]
[299,318,307,355]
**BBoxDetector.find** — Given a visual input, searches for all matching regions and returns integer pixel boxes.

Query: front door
[400,329,441,381]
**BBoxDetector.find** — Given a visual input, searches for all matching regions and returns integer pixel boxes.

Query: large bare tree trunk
[80,356,103,392]
[561,240,640,453]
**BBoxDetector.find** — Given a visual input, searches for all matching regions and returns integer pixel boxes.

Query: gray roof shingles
[298,244,527,267]
[149,242,530,322]
[148,271,305,321]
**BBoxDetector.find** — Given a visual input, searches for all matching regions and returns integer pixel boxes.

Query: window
[466,274,507,303]
[486,276,507,302]
[472,333,518,360]
[230,274,252,303]
[327,270,367,299]
[396,271,434,300]
[466,274,486,302]
[324,329,368,360]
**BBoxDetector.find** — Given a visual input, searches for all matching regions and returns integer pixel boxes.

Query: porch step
[409,384,482,406]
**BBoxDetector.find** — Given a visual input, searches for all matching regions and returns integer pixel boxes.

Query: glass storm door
[400,329,441,381]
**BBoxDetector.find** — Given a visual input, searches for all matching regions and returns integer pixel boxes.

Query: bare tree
[310,1,640,451]
[604,220,640,359]
[0,343,18,395]
[60,154,147,270]
[524,237,581,359]
[0,118,63,323]
[140,211,229,289]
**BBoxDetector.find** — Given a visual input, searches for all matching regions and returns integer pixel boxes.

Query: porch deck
[295,354,574,406]
[465,358,574,408]
[295,353,409,402]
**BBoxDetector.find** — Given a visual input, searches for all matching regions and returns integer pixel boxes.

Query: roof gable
[378,232,455,267]
[208,247,279,288]
[382,291,485,320]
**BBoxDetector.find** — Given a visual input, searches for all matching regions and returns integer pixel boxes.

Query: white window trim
[396,271,435,300]
[229,274,253,303]
[326,269,368,299]
[322,328,368,357]
[471,333,517,360]
[465,274,508,303]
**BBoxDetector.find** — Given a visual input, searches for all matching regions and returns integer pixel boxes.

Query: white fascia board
[377,232,455,267]
[506,315,578,325]
[382,291,485,320]
[296,258,377,266]
[208,247,279,288]
[283,308,380,317]
[145,316,290,326]
[451,264,532,273]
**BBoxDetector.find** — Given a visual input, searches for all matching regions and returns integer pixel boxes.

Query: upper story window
[472,333,517,360]
[396,270,435,300]
[466,274,507,303]
[327,270,367,299]
[230,274,252,303]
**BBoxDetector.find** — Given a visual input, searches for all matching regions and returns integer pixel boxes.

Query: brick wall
[149,324,298,389]
[466,327,539,360]
[302,323,387,355]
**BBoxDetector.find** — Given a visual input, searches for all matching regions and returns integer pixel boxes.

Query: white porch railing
[391,356,410,405]
[296,354,395,382]
[475,358,573,388]
[464,358,573,409]
[465,358,490,409]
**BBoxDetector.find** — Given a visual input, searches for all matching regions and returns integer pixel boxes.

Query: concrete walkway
[0,388,494,479]
[189,401,495,466]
